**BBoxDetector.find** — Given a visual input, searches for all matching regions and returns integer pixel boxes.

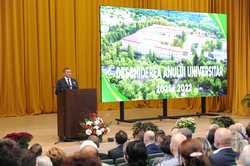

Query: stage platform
[0,109,249,155]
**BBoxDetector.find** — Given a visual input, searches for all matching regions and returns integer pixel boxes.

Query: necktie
[67,78,72,89]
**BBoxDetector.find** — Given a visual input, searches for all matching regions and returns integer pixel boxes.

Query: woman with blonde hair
[46,147,66,166]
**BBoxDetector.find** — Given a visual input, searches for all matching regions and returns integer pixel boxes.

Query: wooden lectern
[57,89,97,141]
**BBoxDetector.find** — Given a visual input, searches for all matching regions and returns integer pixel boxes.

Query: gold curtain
[0,0,249,117]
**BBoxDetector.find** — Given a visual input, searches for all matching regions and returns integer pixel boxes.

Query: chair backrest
[117,162,128,166]
[148,157,164,166]
[102,158,114,165]
[148,152,164,160]
[115,157,126,165]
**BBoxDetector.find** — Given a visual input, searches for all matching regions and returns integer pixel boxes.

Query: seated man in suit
[209,128,239,166]
[55,67,78,95]
[144,130,162,154]
[108,130,128,159]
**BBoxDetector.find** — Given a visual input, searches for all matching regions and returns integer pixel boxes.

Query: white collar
[213,146,232,154]
[64,76,71,80]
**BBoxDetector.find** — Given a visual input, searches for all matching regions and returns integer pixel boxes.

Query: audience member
[180,139,211,166]
[64,151,102,166]
[209,124,219,130]
[88,135,109,159]
[134,129,144,141]
[207,127,217,150]
[144,130,162,154]
[155,130,166,145]
[245,123,250,143]
[230,123,248,152]
[238,145,250,166]
[108,130,128,159]
[29,143,43,157]
[88,135,102,148]
[125,140,148,166]
[209,128,239,166]
[21,150,36,166]
[80,140,109,166]
[178,128,193,139]
[231,123,247,140]
[230,123,246,136]
[46,147,66,166]
[195,137,213,158]
[160,135,172,156]
[231,131,248,153]
[83,145,99,157]
[0,138,23,166]
[171,127,180,135]
[159,133,186,166]
[3,118,250,166]
[80,140,98,152]
[151,135,173,166]
[36,155,53,166]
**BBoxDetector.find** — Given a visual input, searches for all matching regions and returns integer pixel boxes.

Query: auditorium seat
[102,158,115,165]
[115,157,126,166]
[147,152,164,160]
[117,162,128,166]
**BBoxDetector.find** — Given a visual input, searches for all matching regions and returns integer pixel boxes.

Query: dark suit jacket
[146,143,162,154]
[55,77,78,95]
[99,153,110,160]
[209,147,239,166]
[108,144,124,159]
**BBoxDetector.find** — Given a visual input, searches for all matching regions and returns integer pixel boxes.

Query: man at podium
[55,67,79,95]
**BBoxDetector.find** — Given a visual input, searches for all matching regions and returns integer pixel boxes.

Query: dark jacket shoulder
[108,144,124,159]
[209,148,238,166]
[146,143,162,154]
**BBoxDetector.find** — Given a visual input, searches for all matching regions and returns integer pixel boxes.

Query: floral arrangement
[80,112,110,140]
[4,132,33,149]
[132,121,159,138]
[175,117,196,133]
[211,116,235,128]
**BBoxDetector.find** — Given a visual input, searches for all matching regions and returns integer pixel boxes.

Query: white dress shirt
[64,77,72,89]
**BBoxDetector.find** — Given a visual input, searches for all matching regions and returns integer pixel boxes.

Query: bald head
[80,145,98,158]
[144,130,156,145]
[170,133,186,157]
[88,135,100,148]
[214,128,232,148]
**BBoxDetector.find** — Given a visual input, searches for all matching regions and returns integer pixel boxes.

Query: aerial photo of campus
[100,6,227,102]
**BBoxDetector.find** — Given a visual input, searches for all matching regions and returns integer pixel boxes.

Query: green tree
[128,45,135,60]
[193,54,199,65]
[216,40,222,50]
